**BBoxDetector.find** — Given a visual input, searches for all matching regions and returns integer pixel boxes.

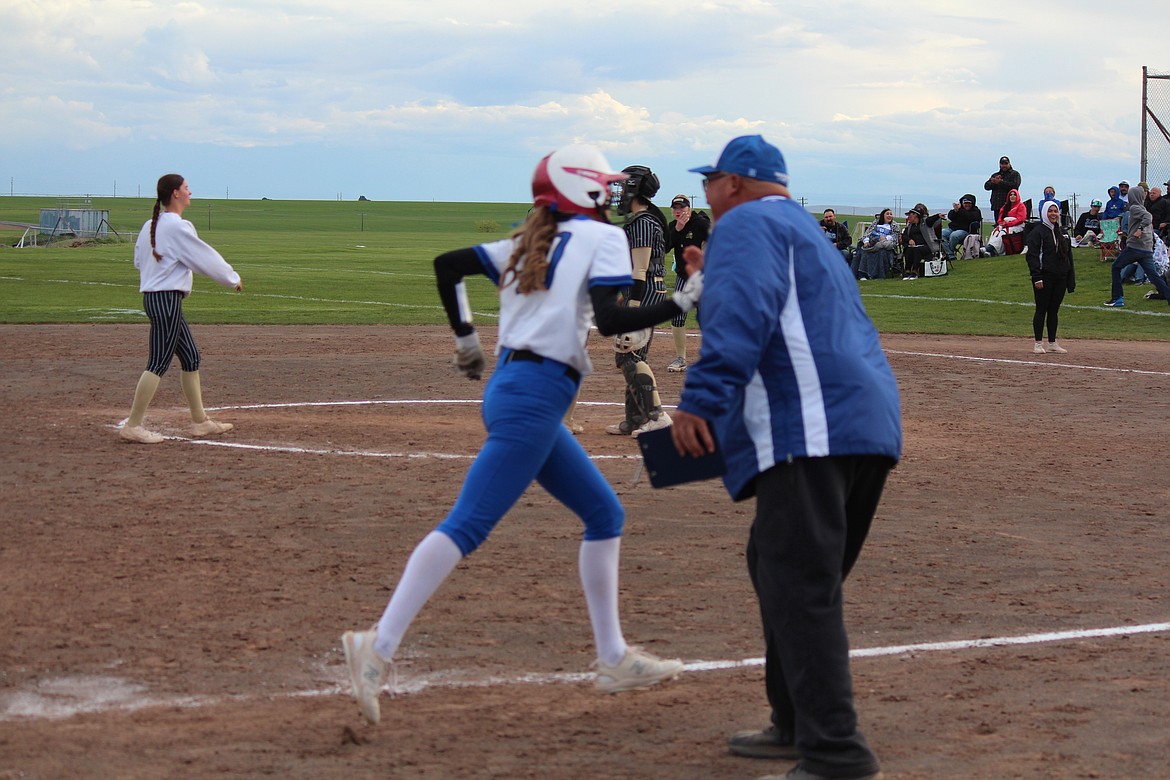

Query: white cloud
[2,0,1167,203]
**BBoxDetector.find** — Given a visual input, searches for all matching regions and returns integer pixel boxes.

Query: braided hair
[501,205,557,294]
[150,173,184,261]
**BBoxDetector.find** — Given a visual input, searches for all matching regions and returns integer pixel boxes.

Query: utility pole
[1142,66,1148,184]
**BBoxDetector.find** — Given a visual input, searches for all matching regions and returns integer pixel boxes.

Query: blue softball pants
[436,348,625,556]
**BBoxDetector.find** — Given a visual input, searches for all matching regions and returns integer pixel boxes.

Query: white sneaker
[594,646,684,694]
[631,411,672,438]
[605,419,635,436]
[342,627,388,725]
[666,357,687,373]
[119,424,164,444]
[190,418,233,437]
[564,419,584,435]
[1033,342,1045,354]
[1047,342,1067,354]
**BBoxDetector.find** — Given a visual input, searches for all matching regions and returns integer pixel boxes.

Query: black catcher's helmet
[613,165,661,215]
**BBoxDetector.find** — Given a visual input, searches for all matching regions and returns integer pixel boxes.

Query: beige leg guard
[634,362,664,414]
[671,327,687,360]
[564,389,584,433]
[564,389,580,426]
[127,371,161,428]
[180,370,208,423]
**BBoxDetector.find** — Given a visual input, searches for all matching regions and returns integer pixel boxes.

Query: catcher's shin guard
[621,360,662,425]
[635,361,665,417]
[620,360,647,428]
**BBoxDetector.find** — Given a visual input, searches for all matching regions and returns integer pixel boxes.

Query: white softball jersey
[474,215,633,377]
[135,212,241,294]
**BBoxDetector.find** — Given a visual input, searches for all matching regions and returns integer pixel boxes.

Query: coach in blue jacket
[672,135,902,780]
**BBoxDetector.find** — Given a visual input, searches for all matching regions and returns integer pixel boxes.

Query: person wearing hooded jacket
[943,195,982,259]
[1025,201,1075,354]
[996,188,1028,255]
[1104,184,1170,307]
[1102,186,1126,221]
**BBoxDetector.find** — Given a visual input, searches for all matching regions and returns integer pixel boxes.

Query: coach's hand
[681,245,705,276]
[672,270,703,313]
[671,409,715,458]
[453,331,486,380]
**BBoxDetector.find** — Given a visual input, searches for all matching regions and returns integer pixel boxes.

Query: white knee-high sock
[579,537,628,667]
[373,531,463,661]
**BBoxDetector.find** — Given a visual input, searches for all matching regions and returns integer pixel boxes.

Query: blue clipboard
[635,425,726,488]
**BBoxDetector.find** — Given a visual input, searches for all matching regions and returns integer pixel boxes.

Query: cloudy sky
[3,0,1168,213]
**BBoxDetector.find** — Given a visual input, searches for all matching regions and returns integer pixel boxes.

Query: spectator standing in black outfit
[664,195,710,373]
[1026,200,1075,355]
[984,155,1022,219]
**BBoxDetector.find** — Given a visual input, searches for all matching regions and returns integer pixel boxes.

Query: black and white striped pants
[615,276,666,367]
[142,290,200,376]
[670,273,693,328]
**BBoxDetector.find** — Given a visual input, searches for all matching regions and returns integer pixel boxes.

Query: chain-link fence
[1142,67,1170,190]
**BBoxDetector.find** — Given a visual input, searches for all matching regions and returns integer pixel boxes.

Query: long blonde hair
[500,206,557,294]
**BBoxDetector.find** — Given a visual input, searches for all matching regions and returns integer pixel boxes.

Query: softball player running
[119,174,242,444]
[340,145,702,726]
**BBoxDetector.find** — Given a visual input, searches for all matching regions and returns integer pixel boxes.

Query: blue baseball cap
[689,135,789,186]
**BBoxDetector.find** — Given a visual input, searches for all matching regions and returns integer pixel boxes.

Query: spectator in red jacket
[997,189,1027,255]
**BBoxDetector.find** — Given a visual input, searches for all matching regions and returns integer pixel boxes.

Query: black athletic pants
[747,455,893,778]
[1031,273,1068,343]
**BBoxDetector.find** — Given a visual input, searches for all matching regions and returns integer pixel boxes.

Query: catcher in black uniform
[607,165,672,436]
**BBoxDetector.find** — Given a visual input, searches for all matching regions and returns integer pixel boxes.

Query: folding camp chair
[1098,218,1121,262]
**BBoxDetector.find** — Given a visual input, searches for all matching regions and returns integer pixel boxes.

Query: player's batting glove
[671,270,704,313]
[453,332,486,380]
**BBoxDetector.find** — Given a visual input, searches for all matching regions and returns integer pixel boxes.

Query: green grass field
[1,197,1166,339]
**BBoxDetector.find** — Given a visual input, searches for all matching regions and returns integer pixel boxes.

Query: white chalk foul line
[5,621,1168,722]
[846,621,1170,659]
[117,400,643,461]
[861,292,1170,318]
[185,438,638,462]
[208,399,628,411]
[886,349,1170,377]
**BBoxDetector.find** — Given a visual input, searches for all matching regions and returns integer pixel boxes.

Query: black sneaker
[727,724,799,759]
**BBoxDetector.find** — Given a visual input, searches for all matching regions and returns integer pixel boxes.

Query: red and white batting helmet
[532,145,627,218]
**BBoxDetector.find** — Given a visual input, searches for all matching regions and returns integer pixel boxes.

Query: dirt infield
[1,324,1168,779]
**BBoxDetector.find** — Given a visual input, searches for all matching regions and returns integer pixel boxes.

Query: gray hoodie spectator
[1126,185,1153,251]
